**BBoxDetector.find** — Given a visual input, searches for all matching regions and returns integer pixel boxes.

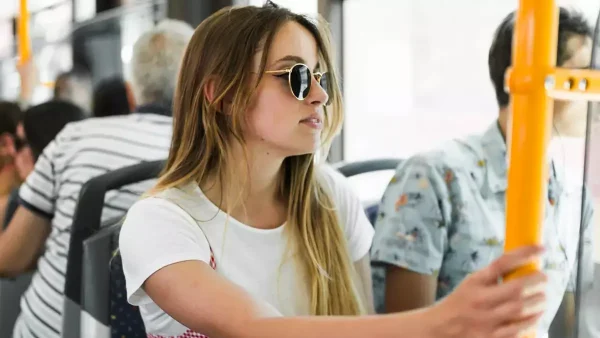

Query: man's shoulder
[58,114,172,140]
[74,114,172,128]
[403,138,482,175]
[49,114,172,169]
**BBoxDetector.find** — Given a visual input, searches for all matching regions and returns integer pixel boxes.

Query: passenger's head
[153,3,353,316]
[54,66,94,113]
[92,76,133,117]
[489,8,593,137]
[130,19,194,106]
[0,101,21,171]
[0,101,21,141]
[14,100,86,179]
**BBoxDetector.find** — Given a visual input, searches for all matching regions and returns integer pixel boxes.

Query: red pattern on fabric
[209,246,216,269]
[147,329,209,338]
[146,246,216,338]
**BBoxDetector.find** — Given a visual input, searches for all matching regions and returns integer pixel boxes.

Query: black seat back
[63,160,165,338]
[81,221,146,338]
[335,158,401,178]
[109,249,146,337]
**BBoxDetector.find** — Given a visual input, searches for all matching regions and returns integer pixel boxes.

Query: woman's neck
[201,143,288,229]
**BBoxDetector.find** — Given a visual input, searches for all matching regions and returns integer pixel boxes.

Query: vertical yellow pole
[504,5,557,336]
[505,1,557,277]
[17,0,31,65]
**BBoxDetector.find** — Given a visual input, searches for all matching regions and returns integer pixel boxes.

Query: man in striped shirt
[0,19,194,338]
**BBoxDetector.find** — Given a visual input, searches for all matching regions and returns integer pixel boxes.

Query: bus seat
[334,158,401,178]
[107,242,146,338]
[334,158,402,225]
[81,221,146,338]
[63,160,165,338]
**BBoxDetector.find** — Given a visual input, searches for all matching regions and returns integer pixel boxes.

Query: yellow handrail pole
[17,0,31,65]
[504,0,557,296]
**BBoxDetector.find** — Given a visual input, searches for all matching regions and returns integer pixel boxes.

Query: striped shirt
[13,111,172,338]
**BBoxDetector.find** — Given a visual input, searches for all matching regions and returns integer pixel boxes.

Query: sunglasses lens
[290,64,311,100]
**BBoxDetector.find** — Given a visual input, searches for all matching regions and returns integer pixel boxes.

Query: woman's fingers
[476,246,544,284]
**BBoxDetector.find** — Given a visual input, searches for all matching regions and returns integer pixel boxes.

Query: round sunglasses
[264,63,330,103]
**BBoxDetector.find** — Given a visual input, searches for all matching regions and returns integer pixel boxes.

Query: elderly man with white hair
[129,19,194,111]
[0,19,194,338]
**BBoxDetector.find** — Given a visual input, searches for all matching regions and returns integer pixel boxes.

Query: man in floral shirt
[371,8,595,338]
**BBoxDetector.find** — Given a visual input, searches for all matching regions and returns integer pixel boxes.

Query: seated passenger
[2,100,87,226]
[371,8,595,338]
[0,19,194,338]
[0,102,22,223]
[119,3,548,338]
[53,66,94,115]
[92,76,133,117]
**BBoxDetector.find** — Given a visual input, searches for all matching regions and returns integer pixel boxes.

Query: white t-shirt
[119,165,375,337]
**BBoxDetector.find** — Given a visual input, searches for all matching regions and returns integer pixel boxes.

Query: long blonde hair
[151,3,363,316]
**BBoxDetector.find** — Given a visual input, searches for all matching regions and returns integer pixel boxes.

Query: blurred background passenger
[1,19,194,338]
[92,76,133,117]
[3,100,87,226]
[53,66,94,115]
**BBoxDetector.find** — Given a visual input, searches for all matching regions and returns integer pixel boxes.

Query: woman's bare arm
[145,260,437,338]
[144,246,548,338]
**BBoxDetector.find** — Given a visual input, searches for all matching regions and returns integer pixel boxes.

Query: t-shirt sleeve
[371,156,449,275]
[18,138,62,219]
[119,197,212,305]
[318,165,374,262]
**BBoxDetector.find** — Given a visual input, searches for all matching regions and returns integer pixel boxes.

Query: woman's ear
[204,77,231,114]
[203,76,218,104]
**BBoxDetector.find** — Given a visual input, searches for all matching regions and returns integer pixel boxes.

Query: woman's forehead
[258,21,320,69]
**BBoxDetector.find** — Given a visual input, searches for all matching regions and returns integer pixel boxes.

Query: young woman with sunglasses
[119,3,548,338]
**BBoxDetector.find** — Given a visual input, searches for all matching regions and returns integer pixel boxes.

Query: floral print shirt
[371,122,595,336]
